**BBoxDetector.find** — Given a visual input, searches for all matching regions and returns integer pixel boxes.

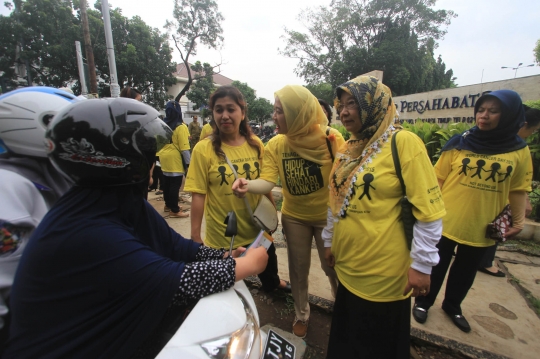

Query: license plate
[262,329,296,359]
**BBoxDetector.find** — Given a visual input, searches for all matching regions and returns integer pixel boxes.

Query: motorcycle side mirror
[224,211,238,256]
[224,211,237,237]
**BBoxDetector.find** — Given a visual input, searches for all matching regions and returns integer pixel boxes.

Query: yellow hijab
[274,85,330,165]
[329,76,400,217]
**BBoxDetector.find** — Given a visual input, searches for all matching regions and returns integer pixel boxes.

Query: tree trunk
[175,78,192,103]
[80,0,98,95]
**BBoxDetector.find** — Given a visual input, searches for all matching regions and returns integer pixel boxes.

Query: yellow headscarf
[329,76,400,217]
[274,85,330,165]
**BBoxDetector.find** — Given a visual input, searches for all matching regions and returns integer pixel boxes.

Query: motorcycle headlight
[200,290,261,359]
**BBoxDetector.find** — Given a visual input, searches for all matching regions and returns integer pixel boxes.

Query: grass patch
[502,239,540,256]
[275,294,295,317]
[526,293,540,316]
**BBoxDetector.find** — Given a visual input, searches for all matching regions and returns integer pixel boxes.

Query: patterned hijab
[329,76,399,217]
[274,85,331,165]
[441,90,527,155]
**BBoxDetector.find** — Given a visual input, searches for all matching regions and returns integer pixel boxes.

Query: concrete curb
[410,327,511,359]
[243,277,335,313]
[246,275,519,359]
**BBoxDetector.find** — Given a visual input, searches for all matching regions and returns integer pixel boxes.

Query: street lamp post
[501,63,535,78]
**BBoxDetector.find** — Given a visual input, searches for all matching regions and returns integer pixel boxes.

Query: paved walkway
[148,190,540,359]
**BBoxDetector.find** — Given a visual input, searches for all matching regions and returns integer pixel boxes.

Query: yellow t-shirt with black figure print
[332,131,446,302]
[261,133,344,222]
[184,138,264,249]
[158,123,190,173]
[435,147,532,247]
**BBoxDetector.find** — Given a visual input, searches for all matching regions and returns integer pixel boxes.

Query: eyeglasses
[337,100,358,113]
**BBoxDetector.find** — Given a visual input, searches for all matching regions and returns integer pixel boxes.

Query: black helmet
[45,97,172,186]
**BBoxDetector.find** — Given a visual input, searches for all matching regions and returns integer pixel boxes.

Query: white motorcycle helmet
[0,87,81,158]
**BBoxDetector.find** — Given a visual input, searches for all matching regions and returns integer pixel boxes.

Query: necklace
[336,125,397,218]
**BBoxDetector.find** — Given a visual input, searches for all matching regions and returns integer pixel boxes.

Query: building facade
[392,75,540,125]
[166,63,234,124]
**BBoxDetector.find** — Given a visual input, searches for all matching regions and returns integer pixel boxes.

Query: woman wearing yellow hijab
[323,76,445,358]
[232,85,344,338]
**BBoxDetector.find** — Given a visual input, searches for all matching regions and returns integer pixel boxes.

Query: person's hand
[243,246,268,275]
[403,267,430,297]
[324,247,335,268]
[226,247,246,258]
[232,178,249,198]
[148,176,153,187]
[505,226,522,240]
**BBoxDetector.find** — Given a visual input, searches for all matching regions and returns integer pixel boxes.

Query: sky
[2,0,539,101]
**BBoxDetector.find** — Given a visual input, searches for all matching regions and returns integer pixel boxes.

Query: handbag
[391,131,416,250]
[486,204,512,242]
[224,155,278,232]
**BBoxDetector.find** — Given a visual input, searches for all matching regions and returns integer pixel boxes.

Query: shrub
[330,123,350,141]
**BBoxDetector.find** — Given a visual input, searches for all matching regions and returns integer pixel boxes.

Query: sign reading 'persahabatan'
[392,74,540,126]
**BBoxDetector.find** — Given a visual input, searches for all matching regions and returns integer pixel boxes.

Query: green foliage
[525,100,540,110]
[89,8,177,109]
[534,39,540,64]
[330,123,350,141]
[528,183,540,219]
[0,0,81,90]
[186,61,216,110]
[304,82,334,105]
[274,197,283,212]
[280,0,457,95]
[166,0,224,102]
[0,0,177,109]
[523,100,540,181]
[335,119,473,164]
[402,121,472,163]
[231,80,256,104]
[249,97,273,124]
[231,80,273,125]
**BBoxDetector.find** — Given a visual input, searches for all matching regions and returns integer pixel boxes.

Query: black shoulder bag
[391,131,416,250]
[325,127,335,162]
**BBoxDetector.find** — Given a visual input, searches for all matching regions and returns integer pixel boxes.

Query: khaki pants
[281,214,338,321]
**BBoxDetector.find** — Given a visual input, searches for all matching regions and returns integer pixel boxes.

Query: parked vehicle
[152,213,296,359]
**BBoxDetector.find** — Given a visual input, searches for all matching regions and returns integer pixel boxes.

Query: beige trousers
[281,214,338,322]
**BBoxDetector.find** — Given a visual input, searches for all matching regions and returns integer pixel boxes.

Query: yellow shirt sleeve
[175,124,190,151]
[397,131,446,222]
[259,136,281,184]
[184,139,210,195]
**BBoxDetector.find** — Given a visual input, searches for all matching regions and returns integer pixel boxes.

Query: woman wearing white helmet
[0,86,80,350]
[2,97,268,359]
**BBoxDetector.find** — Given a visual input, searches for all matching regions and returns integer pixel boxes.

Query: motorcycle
[152,212,296,359]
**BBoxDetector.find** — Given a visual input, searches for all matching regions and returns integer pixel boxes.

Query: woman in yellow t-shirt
[184,86,290,293]
[322,76,445,358]
[200,120,215,140]
[478,105,540,276]
[232,85,345,339]
[414,90,532,334]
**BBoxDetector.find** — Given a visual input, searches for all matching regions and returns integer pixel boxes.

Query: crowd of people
[0,77,536,358]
